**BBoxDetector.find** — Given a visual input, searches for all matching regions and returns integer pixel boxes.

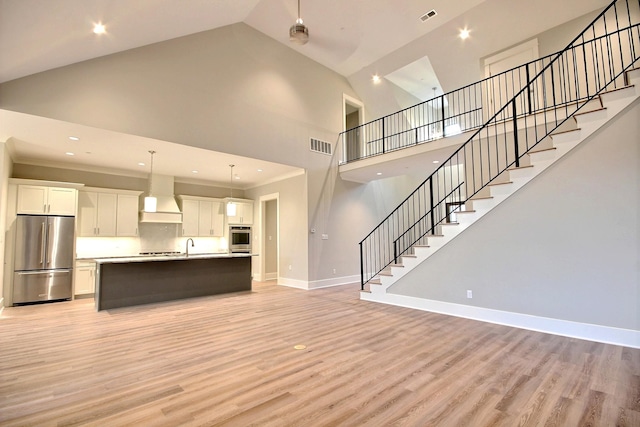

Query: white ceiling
[0,0,611,186]
[0,0,488,84]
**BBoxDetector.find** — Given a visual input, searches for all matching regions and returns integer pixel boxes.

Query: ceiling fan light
[289,23,309,45]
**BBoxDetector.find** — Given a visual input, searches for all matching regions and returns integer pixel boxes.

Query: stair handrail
[359,0,640,289]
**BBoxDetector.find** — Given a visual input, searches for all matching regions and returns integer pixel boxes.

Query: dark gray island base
[95,254,252,311]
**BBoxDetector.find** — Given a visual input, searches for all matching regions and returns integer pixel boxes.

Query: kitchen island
[95,253,253,311]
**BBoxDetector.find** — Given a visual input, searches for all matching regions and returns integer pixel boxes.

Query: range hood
[140,174,183,223]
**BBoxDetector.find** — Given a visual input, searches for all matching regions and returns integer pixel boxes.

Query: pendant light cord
[229,164,234,199]
[148,150,156,195]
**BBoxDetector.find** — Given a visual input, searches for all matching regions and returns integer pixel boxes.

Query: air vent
[420,9,437,22]
[310,138,332,155]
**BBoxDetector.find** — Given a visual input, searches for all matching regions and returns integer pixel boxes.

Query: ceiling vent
[310,138,332,155]
[420,9,437,22]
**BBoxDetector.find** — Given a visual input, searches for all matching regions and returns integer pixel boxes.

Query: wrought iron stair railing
[359,0,640,289]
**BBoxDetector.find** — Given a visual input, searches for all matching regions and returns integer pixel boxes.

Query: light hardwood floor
[0,282,638,426]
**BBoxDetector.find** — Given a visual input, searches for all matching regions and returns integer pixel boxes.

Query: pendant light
[144,150,157,213]
[226,164,237,216]
[289,0,309,45]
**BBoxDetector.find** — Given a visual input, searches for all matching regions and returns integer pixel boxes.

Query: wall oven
[229,226,251,253]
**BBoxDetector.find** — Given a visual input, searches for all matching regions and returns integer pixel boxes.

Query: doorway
[259,193,279,282]
[483,39,539,120]
[343,94,365,162]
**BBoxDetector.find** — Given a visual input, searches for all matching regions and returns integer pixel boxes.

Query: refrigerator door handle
[44,220,53,265]
[40,222,46,265]
[17,270,70,276]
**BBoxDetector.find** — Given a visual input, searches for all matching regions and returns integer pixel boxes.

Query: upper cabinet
[199,200,225,236]
[78,188,142,237]
[226,199,253,225]
[178,196,225,237]
[17,185,77,215]
[116,194,140,236]
[179,198,200,237]
[79,192,117,236]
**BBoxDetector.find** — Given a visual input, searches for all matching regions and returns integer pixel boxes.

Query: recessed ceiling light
[376,172,382,176]
[93,23,106,35]
[234,175,240,180]
[138,162,145,166]
[65,152,75,156]
[192,170,198,174]
[257,169,263,172]
[433,160,440,164]
[68,136,79,141]
[459,28,470,40]
[372,75,381,84]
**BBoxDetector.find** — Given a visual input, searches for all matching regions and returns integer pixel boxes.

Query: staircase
[358,0,640,299]
[363,69,640,296]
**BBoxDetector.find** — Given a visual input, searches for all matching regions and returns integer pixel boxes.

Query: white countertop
[86,253,256,264]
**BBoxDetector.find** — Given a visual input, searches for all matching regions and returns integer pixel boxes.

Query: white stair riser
[528,149,558,163]
[574,108,608,125]
[550,130,582,145]
[507,167,536,180]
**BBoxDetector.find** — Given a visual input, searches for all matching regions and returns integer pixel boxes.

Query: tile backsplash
[76,223,228,258]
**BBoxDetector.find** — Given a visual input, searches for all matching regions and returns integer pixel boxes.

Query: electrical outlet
[288,265,292,271]
[467,290,473,299]
[332,268,336,274]
[322,234,329,240]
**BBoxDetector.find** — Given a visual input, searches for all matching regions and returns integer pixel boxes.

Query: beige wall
[391,100,640,331]
[0,23,358,168]
[246,173,308,284]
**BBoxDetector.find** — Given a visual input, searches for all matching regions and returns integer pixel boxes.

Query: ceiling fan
[289,0,309,45]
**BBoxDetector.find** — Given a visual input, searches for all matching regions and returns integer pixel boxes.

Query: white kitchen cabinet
[199,201,225,236]
[75,261,96,296]
[78,191,117,236]
[78,188,141,237]
[226,199,253,225]
[178,196,225,237]
[17,185,77,215]
[116,194,140,236]
[180,199,200,237]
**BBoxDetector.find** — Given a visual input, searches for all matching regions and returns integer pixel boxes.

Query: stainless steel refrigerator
[13,215,75,304]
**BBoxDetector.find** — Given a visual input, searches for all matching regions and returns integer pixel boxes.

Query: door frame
[258,193,279,283]
[343,94,365,162]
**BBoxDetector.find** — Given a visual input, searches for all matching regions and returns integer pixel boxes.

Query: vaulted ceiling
[0,0,610,186]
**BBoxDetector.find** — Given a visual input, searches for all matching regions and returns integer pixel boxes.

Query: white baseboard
[0,297,4,315]
[278,275,359,290]
[278,277,310,290]
[361,292,640,349]
[265,272,277,281]
[308,275,360,289]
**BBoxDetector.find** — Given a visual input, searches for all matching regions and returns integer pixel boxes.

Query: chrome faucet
[186,238,194,257]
